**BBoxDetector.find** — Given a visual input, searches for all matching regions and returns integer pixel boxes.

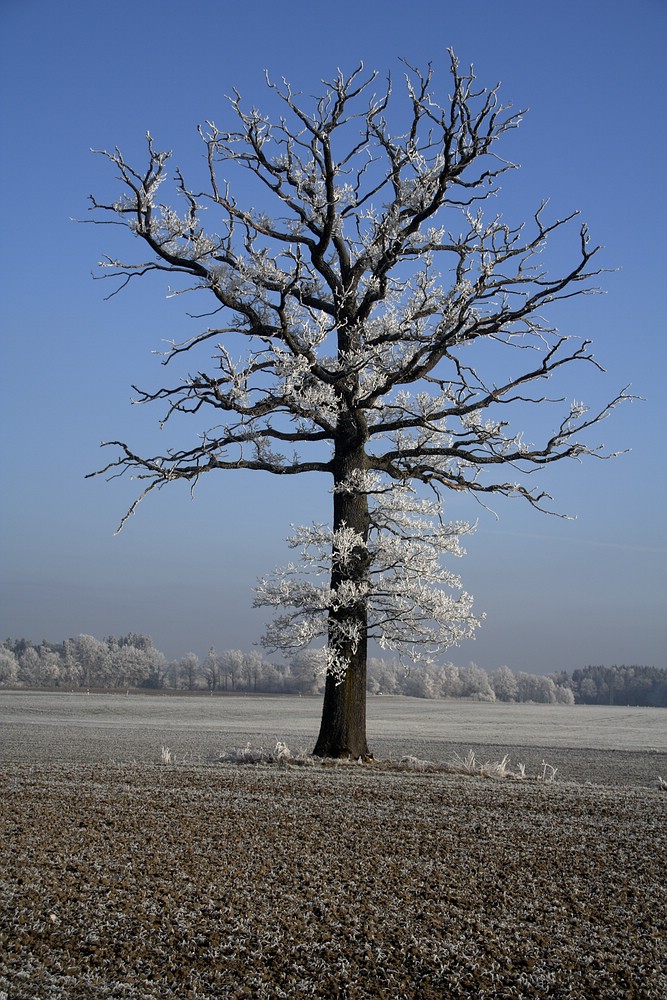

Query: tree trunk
[313,639,369,758]
[313,425,371,759]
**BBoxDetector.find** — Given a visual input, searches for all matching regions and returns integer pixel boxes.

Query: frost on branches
[255,480,482,683]
[87,53,628,756]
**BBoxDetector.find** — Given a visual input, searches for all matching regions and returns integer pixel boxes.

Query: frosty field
[1,693,666,998]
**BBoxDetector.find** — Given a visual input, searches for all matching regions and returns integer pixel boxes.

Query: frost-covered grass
[217,740,303,767]
[2,690,665,750]
[215,741,560,783]
[1,691,664,787]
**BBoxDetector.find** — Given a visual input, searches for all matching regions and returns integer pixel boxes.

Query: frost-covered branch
[255,484,483,680]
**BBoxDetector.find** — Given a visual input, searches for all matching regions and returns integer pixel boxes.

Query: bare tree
[176,651,201,691]
[221,648,244,691]
[202,646,221,693]
[88,53,627,758]
[0,646,19,687]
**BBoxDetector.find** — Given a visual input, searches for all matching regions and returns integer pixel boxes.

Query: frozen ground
[1,691,665,786]
[1,693,666,998]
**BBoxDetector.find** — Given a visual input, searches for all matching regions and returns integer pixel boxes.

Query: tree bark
[313,423,372,759]
[313,639,369,759]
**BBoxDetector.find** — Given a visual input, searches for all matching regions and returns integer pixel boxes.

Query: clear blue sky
[1,0,665,674]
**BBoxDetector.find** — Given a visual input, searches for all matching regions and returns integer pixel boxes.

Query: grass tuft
[212,743,559,782]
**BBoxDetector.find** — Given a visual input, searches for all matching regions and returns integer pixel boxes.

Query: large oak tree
[89,54,626,758]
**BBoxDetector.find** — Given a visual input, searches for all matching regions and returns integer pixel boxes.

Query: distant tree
[554,683,575,705]
[401,664,438,699]
[490,665,519,702]
[437,662,464,699]
[5,637,32,658]
[60,639,81,685]
[89,54,627,757]
[36,644,64,686]
[219,649,245,691]
[0,646,19,687]
[19,645,63,687]
[17,646,40,686]
[517,671,572,704]
[105,638,134,687]
[202,646,222,692]
[73,634,108,688]
[139,643,168,689]
[241,650,268,692]
[258,658,289,693]
[103,633,166,687]
[15,643,63,687]
[367,657,402,696]
[570,665,667,707]
[287,650,327,695]
[459,661,495,701]
[176,651,201,690]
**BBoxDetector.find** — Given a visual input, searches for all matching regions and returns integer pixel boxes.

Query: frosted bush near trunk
[449,749,554,781]
[255,481,483,682]
[219,743,272,764]
[274,741,293,766]
[215,742,556,782]
[538,760,558,783]
[217,742,314,766]
[397,755,437,772]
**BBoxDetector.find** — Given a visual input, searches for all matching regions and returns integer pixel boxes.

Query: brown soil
[1,757,665,998]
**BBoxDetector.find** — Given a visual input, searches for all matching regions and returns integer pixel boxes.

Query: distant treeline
[554,664,667,708]
[1,635,665,706]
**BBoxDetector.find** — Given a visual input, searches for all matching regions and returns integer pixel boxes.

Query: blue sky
[1,0,665,674]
